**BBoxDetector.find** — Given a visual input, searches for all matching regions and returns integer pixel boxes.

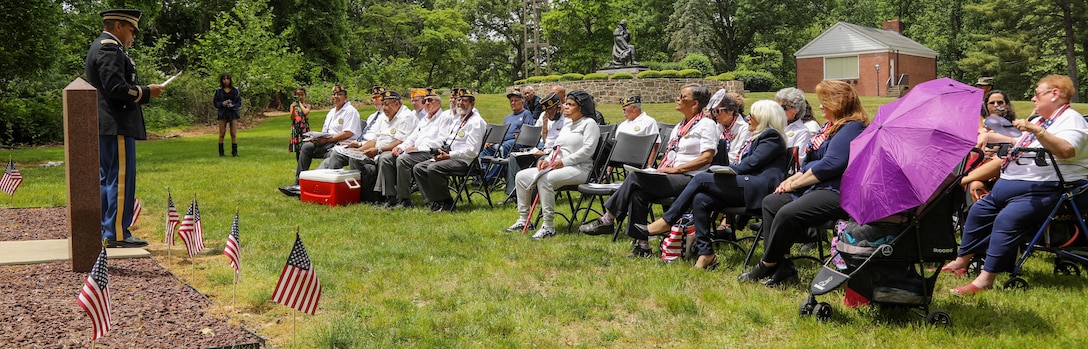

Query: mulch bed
[0,207,264,348]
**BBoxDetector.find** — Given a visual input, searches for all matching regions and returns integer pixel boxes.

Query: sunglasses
[780,104,791,110]
[710,108,731,115]
[988,100,1006,105]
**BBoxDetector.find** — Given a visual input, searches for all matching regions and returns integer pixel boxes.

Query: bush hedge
[542,75,563,82]
[678,69,703,78]
[730,70,778,92]
[637,70,662,78]
[513,79,527,85]
[526,76,548,83]
[680,54,715,76]
[645,61,684,71]
[658,70,680,78]
[609,72,634,80]
[582,73,608,80]
[559,73,584,81]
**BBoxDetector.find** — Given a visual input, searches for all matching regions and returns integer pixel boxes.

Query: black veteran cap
[540,92,561,110]
[380,90,401,101]
[621,94,641,107]
[100,9,142,30]
[424,88,438,97]
[370,85,387,96]
[453,88,475,100]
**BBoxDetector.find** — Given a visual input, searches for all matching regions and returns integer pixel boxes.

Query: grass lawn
[4,93,1088,348]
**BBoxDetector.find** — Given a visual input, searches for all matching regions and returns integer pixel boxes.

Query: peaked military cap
[100,9,142,30]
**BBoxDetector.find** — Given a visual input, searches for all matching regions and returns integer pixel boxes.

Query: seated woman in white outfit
[506,90,601,239]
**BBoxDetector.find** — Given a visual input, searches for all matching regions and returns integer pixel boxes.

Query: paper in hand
[161,71,183,86]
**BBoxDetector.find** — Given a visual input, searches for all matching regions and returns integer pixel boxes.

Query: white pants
[515,165,589,229]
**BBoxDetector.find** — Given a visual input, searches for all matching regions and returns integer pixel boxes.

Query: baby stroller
[798,173,960,325]
[1002,148,1088,289]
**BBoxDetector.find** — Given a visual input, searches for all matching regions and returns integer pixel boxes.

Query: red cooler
[299,169,362,206]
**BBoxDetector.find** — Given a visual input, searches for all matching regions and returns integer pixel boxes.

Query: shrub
[526,76,548,83]
[583,73,608,80]
[542,75,563,82]
[730,70,778,92]
[659,70,680,78]
[680,54,715,76]
[637,70,662,78]
[513,79,527,85]
[609,72,634,79]
[678,69,703,78]
[645,61,684,71]
[717,72,736,81]
[560,73,584,81]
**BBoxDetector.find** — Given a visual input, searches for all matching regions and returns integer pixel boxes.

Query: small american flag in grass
[271,233,321,315]
[165,192,180,245]
[0,159,22,196]
[76,248,111,340]
[128,198,142,226]
[223,212,241,282]
[177,199,205,258]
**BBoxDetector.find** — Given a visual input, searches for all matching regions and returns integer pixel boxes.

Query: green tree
[271,0,349,81]
[190,0,303,112]
[669,0,801,72]
[541,0,620,73]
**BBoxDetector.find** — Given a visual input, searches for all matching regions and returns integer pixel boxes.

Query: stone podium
[64,78,101,272]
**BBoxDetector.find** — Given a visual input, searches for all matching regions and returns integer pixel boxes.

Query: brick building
[795,20,937,97]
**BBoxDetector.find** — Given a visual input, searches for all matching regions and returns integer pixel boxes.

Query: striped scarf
[659,112,707,169]
[805,121,834,155]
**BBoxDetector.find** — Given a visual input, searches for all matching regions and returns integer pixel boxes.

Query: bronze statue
[609,20,639,67]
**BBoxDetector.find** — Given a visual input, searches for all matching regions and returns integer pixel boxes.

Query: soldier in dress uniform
[85,9,164,247]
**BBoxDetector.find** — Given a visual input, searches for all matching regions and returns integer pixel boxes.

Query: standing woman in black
[214,73,242,156]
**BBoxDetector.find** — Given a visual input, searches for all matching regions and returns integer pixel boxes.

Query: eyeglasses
[423,98,437,104]
[988,100,1006,106]
[710,108,730,115]
[780,104,791,110]
[677,94,692,101]
[1035,88,1056,97]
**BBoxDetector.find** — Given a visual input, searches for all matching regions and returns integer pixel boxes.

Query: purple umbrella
[841,78,982,225]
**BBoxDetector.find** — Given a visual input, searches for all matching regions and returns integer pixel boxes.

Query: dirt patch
[0,208,263,348]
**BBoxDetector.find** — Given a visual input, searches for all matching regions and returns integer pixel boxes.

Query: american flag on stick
[271,233,321,315]
[0,159,22,196]
[76,248,112,340]
[128,198,143,226]
[177,199,205,258]
[223,212,241,282]
[165,192,180,245]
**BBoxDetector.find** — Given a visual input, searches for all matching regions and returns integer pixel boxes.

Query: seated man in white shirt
[279,84,361,196]
[376,88,449,208]
[319,90,417,203]
[502,92,565,200]
[413,88,488,212]
[616,94,661,166]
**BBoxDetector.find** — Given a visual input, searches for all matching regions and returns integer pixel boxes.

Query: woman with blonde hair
[739,80,869,286]
[639,100,790,269]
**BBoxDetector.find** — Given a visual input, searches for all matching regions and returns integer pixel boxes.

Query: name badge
[390,128,397,135]
[458,131,466,138]
[634,126,641,132]
[787,131,795,138]
[338,118,344,125]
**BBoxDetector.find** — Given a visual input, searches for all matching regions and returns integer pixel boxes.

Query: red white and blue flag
[177,199,205,258]
[271,233,321,315]
[165,193,180,245]
[128,198,142,226]
[77,248,112,340]
[0,159,22,196]
[223,212,241,282]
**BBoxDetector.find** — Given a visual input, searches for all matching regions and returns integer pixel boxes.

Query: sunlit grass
[3,93,1088,347]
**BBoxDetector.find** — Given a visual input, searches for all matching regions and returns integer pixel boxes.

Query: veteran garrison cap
[540,92,561,110]
[380,90,401,101]
[100,9,142,30]
[424,88,438,97]
[621,94,641,107]
[452,88,475,100]
[410,88,428,98]
[370,85,387,96]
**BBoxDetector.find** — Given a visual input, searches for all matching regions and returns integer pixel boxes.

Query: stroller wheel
[925,311,952,327]
[1054,261,1081,276]
[813,302,832,322]
[1004,277,1029,290]
[799,295,817,316]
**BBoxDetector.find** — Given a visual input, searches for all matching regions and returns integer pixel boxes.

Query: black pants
[606,173,692,240]
[661,172,747,255]
[760,189,847,264]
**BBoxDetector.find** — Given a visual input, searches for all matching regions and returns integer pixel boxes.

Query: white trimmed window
[824,56,859,80]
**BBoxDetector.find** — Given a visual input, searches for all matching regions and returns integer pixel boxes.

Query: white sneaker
[504,221,529,232]
[531,227,556,240]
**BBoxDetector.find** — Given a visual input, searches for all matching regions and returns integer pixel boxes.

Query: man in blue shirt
[481,92,534,183]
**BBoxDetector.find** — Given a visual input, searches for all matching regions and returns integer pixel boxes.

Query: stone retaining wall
[508,79,745,104]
